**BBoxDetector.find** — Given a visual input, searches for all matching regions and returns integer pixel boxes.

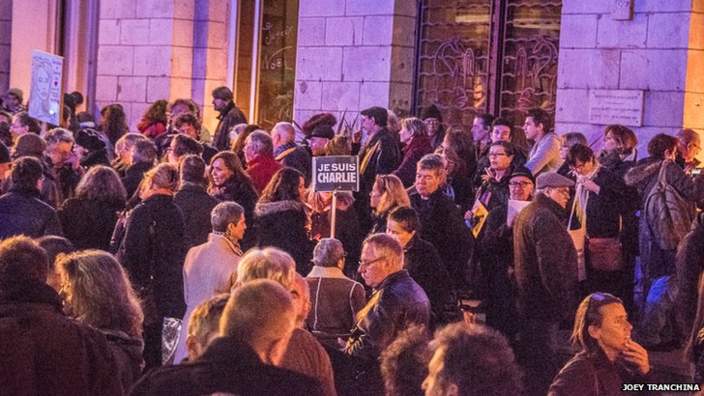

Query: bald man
[130,279,324,396]
[272,122,311,184]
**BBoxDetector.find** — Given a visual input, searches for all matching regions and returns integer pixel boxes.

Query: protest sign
[312,155,359,192]
[312,155,359,238]
[28,50,64,125]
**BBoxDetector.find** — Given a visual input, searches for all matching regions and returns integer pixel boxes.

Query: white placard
[506,199,531,227]
[588,89,644,127]
[28,50,64,125]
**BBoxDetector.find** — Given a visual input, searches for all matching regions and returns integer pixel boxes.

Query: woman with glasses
[472,141,517,213]
[565,144,628,298]
[549,293,651,395]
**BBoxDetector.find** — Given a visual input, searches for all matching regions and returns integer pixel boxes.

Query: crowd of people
[1,84,704,395]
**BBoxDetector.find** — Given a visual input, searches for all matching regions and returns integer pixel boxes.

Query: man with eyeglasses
[512,171,578,395]
[343,233,429,392]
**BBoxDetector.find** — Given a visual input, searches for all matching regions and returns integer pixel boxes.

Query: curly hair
[259,167,304,203]
[100,104,128,144]
[142,100,168,125]
[380,325,431,396]
[428,323,522,396]
[74,165,127,206]
[57,250,143,337]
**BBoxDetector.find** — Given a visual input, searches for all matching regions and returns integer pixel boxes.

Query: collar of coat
[254,199,306,217]
[534,192,569,221]
[623,157,663,187]
[216,101,235,120]
[307,265,348,279]
[0,280,63,311]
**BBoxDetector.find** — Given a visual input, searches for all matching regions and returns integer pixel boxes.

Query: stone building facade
[1,0,703,154]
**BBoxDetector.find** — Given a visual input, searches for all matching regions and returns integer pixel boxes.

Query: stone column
[555,0,704,155]
[95,0,229,131]
[293,0,417,127]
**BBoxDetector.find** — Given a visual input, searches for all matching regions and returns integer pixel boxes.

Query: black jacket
[121,161,153,199]
[0,187,63,239]
[129,336,324,396]
[59,197,124,250]
[676,212,704,337]
[174,183,219,250]
[211,177,259,250]
[409,188,473,289]
[513,193,578,321]
[275,142,312,185]
[213,102,247,151]
[582,167,628,238]
[254,200,313,275]
[116,194,186,319]
[404,236,452,326]
[345,269,430,361]
[0,281,123,396]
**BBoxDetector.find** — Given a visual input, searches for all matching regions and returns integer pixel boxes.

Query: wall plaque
[588,89,644,127]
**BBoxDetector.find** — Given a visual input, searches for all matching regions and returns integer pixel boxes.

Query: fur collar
[624,158,661,187]
[255,200,306,217]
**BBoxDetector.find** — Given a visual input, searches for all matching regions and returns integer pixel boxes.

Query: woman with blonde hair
[57,250,144,390]
[369,174,410,234]
[115,162,187,370]
[59,165,127,251]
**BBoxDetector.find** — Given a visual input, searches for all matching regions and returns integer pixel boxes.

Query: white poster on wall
[28,50,64,126]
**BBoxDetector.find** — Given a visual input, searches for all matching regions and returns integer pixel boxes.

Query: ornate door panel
[414,0,562,130]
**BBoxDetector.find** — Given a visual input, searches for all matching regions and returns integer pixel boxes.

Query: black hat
[308,125,334,140]
[360,106,388,127]
[0,141,9,164]
[509,165,535,185]
[76,128,105,151]
[420,104,443,122]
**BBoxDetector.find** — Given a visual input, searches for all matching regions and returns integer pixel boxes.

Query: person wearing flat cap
[352,106,401,232]
[512,171,578,396]
[475,165,535,338]
[211,86,247,151]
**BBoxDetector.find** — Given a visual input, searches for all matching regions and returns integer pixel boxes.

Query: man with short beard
[211,86,247,151]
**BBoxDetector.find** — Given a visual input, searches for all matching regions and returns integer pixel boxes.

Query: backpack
[644,160,694,250]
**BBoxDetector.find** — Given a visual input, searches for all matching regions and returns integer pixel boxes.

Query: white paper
[506,199,531,226]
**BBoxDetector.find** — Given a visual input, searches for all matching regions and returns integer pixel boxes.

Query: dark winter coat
[101,329,144,392]
[393,135,432,187]
[0,280,122,396]
[275,142,312,185]
[212,101,247,151]
[310,204,363,275]
[582,167,628,238]
[548,349,654,396]
[116,194,187,320]
[121,161,153,199]
[254,200,313,274]
[513,192,578,321]
[599,151,640,257]
[58,197,124,250]
[477,202,518,336]
[474,166,514,213]
[174,182,219,250]
[129,336,324,396]
[447,172,474,211]
[404,235,453,326]
[409,188,473,289]
[676,212,704,337]
[0,187,63,239]
[210,176,259,250]
[345,269,430,361]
